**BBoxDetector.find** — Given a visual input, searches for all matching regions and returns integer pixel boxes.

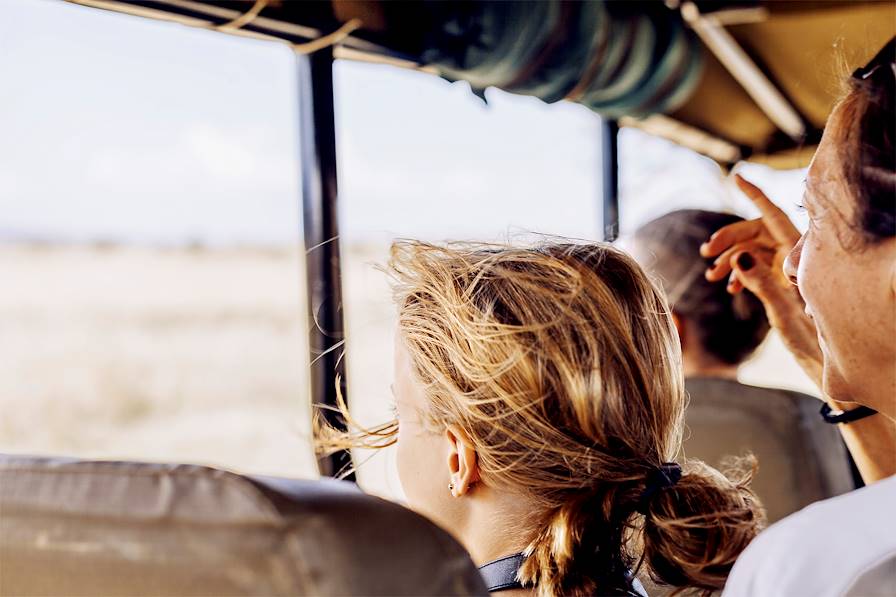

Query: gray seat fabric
[639,379,856,596]
[0,454,487,597]
[845,553,896,596]
[682,377,856,523]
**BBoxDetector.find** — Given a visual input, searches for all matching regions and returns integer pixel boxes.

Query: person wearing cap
[624,209,856,524]
[702,39,896,596]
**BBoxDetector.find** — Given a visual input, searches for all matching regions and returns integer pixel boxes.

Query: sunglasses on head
[852,36,895,81]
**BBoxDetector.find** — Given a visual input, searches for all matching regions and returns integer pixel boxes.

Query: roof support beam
[601,119,620,242]
[620,114,742,164]
[680,1,806,141]
[297,47,354,480]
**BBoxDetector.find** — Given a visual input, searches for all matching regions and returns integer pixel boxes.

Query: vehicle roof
[65,0,894,168]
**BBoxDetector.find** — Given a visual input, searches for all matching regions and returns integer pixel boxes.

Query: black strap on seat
[478,553,525,592]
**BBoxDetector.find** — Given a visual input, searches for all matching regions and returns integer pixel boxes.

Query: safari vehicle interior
[2,1,893,595]
[0,454,486,596]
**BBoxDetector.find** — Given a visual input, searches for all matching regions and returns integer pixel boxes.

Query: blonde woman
[319,241,763,596]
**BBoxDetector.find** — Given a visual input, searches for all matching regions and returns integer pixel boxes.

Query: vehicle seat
[0,454,487,596]
[682,378,856,523]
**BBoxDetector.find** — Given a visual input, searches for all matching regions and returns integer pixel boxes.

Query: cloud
[83,123,296,194]
[2,120,300,245]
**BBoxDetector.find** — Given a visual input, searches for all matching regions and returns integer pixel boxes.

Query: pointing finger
[734,175,801,245]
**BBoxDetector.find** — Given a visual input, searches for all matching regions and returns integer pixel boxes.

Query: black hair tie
[637,462,682,515]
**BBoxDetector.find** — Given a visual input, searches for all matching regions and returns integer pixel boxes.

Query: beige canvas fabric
[0,454,487,596]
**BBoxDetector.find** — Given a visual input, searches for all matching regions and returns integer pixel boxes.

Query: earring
[448,483,455,492]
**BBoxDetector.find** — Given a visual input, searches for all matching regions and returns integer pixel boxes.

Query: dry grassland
[0,243,811,501]
[0,244,402,497]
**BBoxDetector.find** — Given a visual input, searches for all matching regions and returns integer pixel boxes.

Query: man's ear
[445,425,480,497]
[671,311,686,350]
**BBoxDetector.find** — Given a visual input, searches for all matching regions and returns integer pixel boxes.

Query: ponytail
[641,458,764,594]
[520,484,640,597]
[519,458,764,597]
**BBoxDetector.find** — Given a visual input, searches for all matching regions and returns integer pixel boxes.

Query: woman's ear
[445,425,480,497]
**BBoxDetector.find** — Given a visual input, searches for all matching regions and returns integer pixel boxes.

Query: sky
[0,0,808,246]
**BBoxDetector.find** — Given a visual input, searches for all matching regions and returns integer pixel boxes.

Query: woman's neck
[463,513,532,567]
[465,517,535,596]
[456,488,537,567]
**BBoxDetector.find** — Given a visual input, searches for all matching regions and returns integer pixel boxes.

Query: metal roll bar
[298,47,354,480]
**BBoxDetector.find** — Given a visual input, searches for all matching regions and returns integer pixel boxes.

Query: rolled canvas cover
[0,455,487,596]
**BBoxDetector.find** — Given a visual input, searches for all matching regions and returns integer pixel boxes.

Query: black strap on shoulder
[478,553,525,592]
[820,403,878,425]
[478,554,650,595]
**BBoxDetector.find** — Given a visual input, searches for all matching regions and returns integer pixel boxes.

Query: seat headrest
[0,454,487,596]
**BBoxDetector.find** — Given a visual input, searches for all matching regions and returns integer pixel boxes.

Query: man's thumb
[730,251,777,301]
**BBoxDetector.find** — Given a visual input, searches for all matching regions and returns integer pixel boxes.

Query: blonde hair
[318,240,764,596]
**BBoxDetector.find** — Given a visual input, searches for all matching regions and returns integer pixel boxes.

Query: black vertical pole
[600,118,620,242]
[297,47,354,481]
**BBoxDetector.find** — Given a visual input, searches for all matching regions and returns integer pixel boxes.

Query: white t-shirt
[723,474,896,597]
